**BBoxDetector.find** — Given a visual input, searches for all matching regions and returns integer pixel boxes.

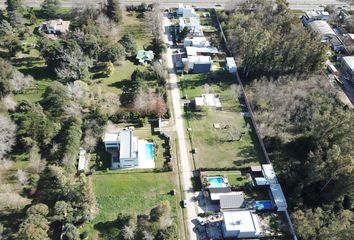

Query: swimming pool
[207,176,225,188]
[145,143,154,161]
[256,200,273,210]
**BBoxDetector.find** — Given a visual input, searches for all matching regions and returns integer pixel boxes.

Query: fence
[212,8,298,240]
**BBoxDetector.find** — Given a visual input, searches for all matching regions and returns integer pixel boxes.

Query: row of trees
[222,1,354,239]
[221,0,327,79]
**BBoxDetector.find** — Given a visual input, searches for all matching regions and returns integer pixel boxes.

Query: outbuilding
[183,55,213,73]
[226,57,237,74]
[78,148,87,172]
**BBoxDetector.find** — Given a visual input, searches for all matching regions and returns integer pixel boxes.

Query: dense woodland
[221,0,354,239]
[0,0,171,239]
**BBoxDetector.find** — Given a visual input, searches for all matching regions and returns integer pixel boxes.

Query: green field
[180,72,263,168]
[82,171,179,239]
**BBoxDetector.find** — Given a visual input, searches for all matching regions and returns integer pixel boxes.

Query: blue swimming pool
[256,200,273,210]
[208,176,225,188]
[145,143,154,161]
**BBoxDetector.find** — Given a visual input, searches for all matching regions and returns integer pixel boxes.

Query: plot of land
[180,72,263,168]
[82,171,179,239]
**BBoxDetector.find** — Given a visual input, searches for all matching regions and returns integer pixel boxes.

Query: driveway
[163,16,201,240]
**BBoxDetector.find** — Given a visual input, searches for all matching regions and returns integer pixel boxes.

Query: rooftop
[308,20,336,37]
[270,184,288,210]
[136,50,154,63]
[262,164,278,184]
[119,130,137,159]
[220,192,245,210]
[223,210,261,234]
[186,46,218,56]
[342,56,354,71]
[188,55,212,64]
[104,133,119,142]
[305,10,329,19]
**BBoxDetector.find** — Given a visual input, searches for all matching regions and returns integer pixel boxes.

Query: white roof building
[103,130,155,169]
[342,56,354,81]
[184,36,210,47]
[222,210,262,238]
[308,20,336,39]
[179,17,203,36]
[78,148,87,171]
[182,55,213,73]
[262,164,288,211]
[194,94,222,110]
[177,4,197,18]
[186,46,219,56]
[302,11,330,26]
[226,57,237,74]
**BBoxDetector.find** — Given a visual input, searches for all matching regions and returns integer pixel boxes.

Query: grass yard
[95,11,155,95]
[203,170,251,187]
[180,72,263,168]
[82,171,179,239]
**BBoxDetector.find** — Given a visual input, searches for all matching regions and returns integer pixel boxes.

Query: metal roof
[220,192,245,210]
[209,187,232,194]
[342,56,354,72]
[308,20,336,37]
[119,130,136,159]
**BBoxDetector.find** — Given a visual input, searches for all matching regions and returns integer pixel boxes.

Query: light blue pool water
[145,143,154,161]
[207,176,225,188]
[256,200,273,210]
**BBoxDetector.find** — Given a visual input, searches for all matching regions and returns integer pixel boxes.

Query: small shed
[136,50,154,64]
[226,57,237,74]
[194,94,222,111]
[78,148,87,171]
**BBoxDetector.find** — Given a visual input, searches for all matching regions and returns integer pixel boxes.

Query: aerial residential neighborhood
[0,0,353,240]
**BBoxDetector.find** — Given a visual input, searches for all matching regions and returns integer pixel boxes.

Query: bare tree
[96,13,119,37]
[28,145,46,174]
[16,169,28,186]
[145,4,163,39]
[9,70,34,93]
[1,95,17,111]
[0,115,16,160]
[83,129,98,152]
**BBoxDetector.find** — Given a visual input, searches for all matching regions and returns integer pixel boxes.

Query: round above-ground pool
[207,176,225,188]
[255,200,273,210]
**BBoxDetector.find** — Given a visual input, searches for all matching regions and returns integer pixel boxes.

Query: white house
[301,10,330,26]
[78,148,87,171]
[226,57,237,74]
[177,4,197,18]
[194,94,222,110]
[179,17,203,36]
[39,19,70,34]
[186,46,218,56]
[103,129,155,169]
[222,210,262,238]
[183,36,210,47]
[182,55,213,73]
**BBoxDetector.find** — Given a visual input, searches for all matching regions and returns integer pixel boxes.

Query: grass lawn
[95,11,155,95]
[82,171,179,239]
[203,170,251,186]
[180,72,263,168]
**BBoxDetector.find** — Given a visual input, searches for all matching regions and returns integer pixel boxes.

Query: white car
[182,200,188,208]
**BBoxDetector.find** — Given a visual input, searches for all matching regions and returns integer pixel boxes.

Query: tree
[55,46,93,81]
[63,223,80,240]
[145,4,163,39]
[18,204,50,240]
[98,39,125,63]
[61,117,82,167]
[9,69,33,93]
[0,114,16,160]
[40,0,60,19]
[13,100,61,147]
[119,33,137,56]
[41,81,70,117]
[106,0,122,23]
[0,58,14,97]
[149,201,172,229]
[0,20,21,56]
[6,0,21,12]
[150,38,166,59]
[104,61,115,77]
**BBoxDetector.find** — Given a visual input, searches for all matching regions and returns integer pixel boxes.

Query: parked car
[181,200,188,208]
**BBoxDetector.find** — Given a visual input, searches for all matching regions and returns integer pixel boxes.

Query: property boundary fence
[212,8,298,240]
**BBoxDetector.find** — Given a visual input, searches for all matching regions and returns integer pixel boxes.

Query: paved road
[0,0,351,10]
[163,16,199,240]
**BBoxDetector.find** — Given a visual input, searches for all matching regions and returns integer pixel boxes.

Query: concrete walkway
[163,16,199,240]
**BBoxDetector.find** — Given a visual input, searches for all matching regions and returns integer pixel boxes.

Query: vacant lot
[180,72,263,168]
[83,171,179,239]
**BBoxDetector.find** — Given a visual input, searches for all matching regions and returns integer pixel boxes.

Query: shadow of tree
[94,220,120,239]
[183,111,205,121]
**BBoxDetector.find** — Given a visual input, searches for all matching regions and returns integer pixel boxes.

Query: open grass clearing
[82,171,179,239]
[180,72,263,168]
